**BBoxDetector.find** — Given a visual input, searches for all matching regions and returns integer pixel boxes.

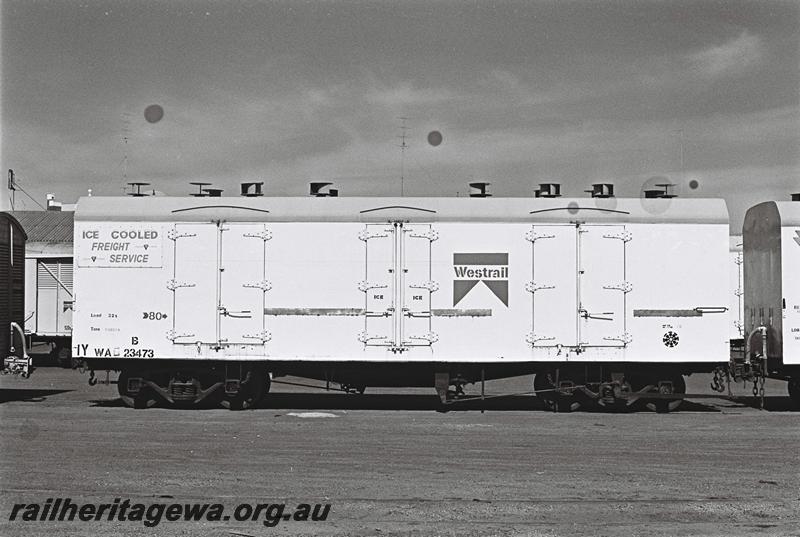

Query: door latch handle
[219,307,252,319]
[579,308,613,321]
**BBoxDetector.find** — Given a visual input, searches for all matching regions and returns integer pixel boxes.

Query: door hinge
[243,330,272,343]
[525,230,555,243]
[602,230,632,242]
[167,229,197,241]
[358,280,388,292]
[602,281,633,293]
[358,331,389,344]
[358,228,392,241]
[525,281,555,293]
[526,332,556,345]
[166,279,196,291]
[243,280,273,292]
[405,331,439,344]
[406,228,439,242]
[166,329,195,341]
[243,229,273,241]
[409,280,439,292]
[603,333,633,345]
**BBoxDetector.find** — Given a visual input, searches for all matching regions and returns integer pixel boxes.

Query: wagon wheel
[221,368,270,411]
[625,374,652,412]
[51,344,72,368]
[555,397,579,413]
[117,370,158,409]
[534,372,580,413]
[788,379,800,408]
[649,374,686,413]
[598,378,635,413]
[533,372,555,410]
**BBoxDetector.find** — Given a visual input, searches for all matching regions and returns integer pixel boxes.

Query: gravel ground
[1,364,798,537]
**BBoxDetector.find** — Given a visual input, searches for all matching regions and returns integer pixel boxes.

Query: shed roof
[11,210,74,243]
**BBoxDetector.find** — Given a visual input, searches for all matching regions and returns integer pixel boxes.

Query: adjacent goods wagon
[739,201,800,404]
[1,212,31,376]
[12,210,74,366]
[72,196,730,410]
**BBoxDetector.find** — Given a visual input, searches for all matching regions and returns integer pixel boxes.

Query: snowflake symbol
[663,331,679,348]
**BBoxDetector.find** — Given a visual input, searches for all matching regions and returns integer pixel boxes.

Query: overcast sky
[2,0,798,228]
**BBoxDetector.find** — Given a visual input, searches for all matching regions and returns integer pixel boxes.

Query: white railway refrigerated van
[72,196,730,410]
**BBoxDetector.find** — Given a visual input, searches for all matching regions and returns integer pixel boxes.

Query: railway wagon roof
[744,201,800,228]
[75,196,728,224]
[0,212,27,240]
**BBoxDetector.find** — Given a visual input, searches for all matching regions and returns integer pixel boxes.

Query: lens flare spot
[144,104,164,123]
[427,130,443,146]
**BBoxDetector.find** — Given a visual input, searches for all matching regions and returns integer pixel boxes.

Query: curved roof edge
[0,212,28,240]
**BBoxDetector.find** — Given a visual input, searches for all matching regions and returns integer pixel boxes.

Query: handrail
[529,207,630,215]
[171,205,270,214]
[360,206,437,214]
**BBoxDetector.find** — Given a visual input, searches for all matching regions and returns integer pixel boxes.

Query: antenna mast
[398,117,409,197]
[120,112,132,187]
[122,136,129,184]
[7,169,15,210]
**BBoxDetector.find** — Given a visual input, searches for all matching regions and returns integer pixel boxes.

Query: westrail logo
[453,253,509,306]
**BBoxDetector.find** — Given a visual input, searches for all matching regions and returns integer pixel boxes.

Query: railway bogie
[532,365,687,413]
[115,361,270,409]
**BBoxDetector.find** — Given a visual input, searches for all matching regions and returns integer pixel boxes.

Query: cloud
[688,31,764,79]
[4,23,794,209]
[479,69,573,107]
[365,81,460,107]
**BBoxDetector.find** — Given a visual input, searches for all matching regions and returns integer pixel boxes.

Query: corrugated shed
[11,210,74,243]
